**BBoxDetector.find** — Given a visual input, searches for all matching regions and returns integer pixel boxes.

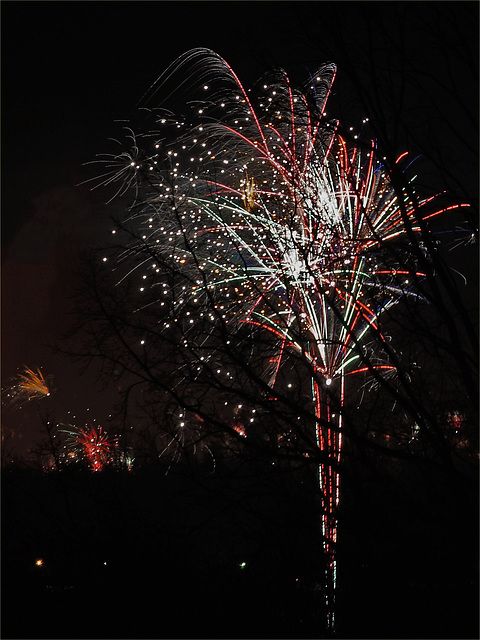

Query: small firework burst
[61,423,117,472]
[5,366,51,405]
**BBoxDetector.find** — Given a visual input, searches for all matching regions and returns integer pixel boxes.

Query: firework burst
[5,366,51,405]
[94,49,464,631]
[61,423,118,472]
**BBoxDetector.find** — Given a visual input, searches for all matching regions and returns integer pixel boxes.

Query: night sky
[2,2,478,451]
[2,0,285,455]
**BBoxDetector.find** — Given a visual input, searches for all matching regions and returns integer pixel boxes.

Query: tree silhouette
[70,45,477,637]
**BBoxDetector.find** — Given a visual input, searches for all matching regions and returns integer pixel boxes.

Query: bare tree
[71,45,477,636]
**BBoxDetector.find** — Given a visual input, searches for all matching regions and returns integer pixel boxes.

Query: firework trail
[155,408,217,474]
[5,366,51,405]
[91,49,461,630]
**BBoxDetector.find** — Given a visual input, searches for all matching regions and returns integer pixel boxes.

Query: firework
[61,423,117,472]
[6,366,51,405]
[96,49,462,630]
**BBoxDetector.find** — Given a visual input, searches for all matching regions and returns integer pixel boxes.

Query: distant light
[239,561,247,569]
[326,378,332,386]
[35,558,43,567]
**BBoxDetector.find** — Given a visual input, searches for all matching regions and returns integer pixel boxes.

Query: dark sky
[1,0,285,456]
[2,1,478,458]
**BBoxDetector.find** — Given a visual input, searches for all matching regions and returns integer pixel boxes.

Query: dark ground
[2,454,478,639]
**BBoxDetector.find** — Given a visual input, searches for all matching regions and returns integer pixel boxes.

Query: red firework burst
[63,423,117,472]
